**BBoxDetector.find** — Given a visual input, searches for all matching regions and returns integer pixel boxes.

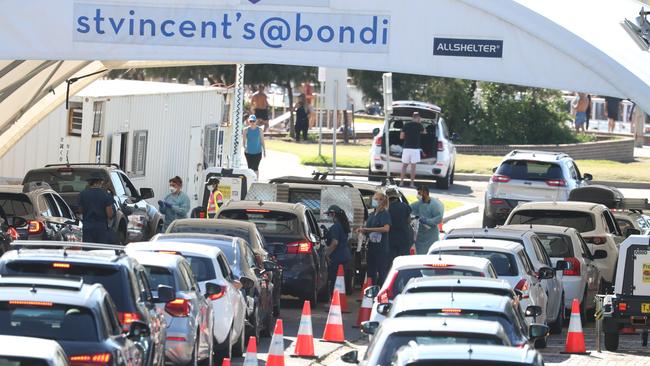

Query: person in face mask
[386,188,413,261]
[357,191,392,286]
[410,185,444,254]
[204,177,224,219]
[158,176,191,230]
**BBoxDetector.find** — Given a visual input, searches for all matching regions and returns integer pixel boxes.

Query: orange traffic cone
[267,319,285,366]
[621,327,638,335]
[409,245,416,255]
[334,265,350,313]
[561,299,590,355]
[222,358,230,366]
[243,336,258,366]
[354,278,373,327]
[322,290,345,343]
[292,301,317,358]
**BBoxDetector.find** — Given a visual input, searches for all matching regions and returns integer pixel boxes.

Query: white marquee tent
[0,0,648,157]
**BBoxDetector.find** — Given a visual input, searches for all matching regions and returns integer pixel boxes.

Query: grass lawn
[354,117,384,125]
[266,139,370,168]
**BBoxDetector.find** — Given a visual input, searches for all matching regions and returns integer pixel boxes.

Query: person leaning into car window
[325,205,352,295]
[159,176,190,231]
[79,172,114,244]
[357,192,392,286]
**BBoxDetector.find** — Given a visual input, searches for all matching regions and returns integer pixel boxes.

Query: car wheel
[604,332,619,351]
[435,167,452,190]
[450,166,455,185]
[262,305,276,338]
[199,330,213,366]
[368,165,380,182]
[534,336,547,349]
[481,212,497,228]
[249,305,262,339]
[190,336,199,366]
[215,329,232,362]
[550,295,565,334]
[309,280,319,307]
[232,323,246,357]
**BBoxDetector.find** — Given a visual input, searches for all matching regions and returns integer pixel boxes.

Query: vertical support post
[633,104,646,148]
[230,63,245,169]
[596,295,604,353]
[332,80,338,176]
[318,82,324,157]
[382,73,393,180]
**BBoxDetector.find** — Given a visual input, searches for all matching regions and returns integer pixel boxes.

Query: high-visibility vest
[206,190,224,218]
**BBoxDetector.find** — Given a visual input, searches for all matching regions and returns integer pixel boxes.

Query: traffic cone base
[335,265,350,313]
[322,290,346,343]
[292,301,317,359]
[561,299,590,355]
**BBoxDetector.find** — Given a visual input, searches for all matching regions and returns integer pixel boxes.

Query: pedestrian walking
[158,176,190,230]
[243,115,266,179]
[251,84,270,132]
[357,191,391,286]
[410,185,444,254]
[324,205,352,295]
[571,92,589,133]
[400,112,427,187]
[585,94,592,131]
[387,188,413,260]
[605,96,622,133]
[294,96,310,142]
[79,172,114,244]
[204,177,224,219]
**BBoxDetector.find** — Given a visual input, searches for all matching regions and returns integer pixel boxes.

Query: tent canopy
[0,0,649,156]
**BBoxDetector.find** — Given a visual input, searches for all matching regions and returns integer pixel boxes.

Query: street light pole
[382,73,393,180]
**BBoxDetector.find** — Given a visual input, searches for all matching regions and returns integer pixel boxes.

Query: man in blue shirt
[79,172,114,244]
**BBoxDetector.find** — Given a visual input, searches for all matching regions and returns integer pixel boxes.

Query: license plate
[641,303,650,313]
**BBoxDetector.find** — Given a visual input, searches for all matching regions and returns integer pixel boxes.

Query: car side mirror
[514,289,524,299]
[341,350,359,364]
[492,167,497,173]
[364,285,380,298]
[592,250,608,259]
[263,260,279,272]
[139,188,154,200]
[583,173,593,181]
[555,260,570,271]
[538,267,555,280]
[239,276,255,290]
[360,321,379,335]
[377,303,391,316]
[625,228,641,238]
[155,285,175,303]
[525,305,543,318]
[127,320,151,340]
[528,324,549,340]
[372,128,380,137]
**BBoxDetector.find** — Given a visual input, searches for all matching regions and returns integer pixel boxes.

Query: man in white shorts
[400,112,426,188]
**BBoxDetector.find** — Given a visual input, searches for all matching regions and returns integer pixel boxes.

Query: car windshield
[184,256,216,282]
[0,193,34,220]
[143,266,175,289]
[434,251,518,276]
[3,262,132,310]
[155,236,237,263]
[394,268,485,295]
[373,332,503,366]
[0,356,49,366]
[508,210,595,232]
[219,210,301,236]
[497,160,563,181]
[24,169,104,193]
[169,225,253,244]
[536,234,574,257]
[0,302,98,342]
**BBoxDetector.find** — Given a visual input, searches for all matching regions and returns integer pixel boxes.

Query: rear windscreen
[0,194,34,219]
[168,225,252,245]
[3,262,131,310]
[395,268,484,294]
[497,160,563,181]
[219,210,301,236]
[406,286,512,298]
[184,256,216,282]
[0,302,98,342]
[24,169,105,194]
[536,234,574,257]
[143,266,176,290]
[437,251,518,277]
[508,210,595,233]
[0,356,49,366]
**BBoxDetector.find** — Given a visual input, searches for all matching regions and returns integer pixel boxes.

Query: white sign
[323,68,348,110]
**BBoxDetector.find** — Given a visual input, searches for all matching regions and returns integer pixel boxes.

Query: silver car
[393,344,544,366]
[128,251,214,366]
[0,335,69,366]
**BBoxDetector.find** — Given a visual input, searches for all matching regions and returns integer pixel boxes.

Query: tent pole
[230,63,245,169]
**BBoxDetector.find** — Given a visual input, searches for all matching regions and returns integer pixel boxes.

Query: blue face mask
[371,199,379,208]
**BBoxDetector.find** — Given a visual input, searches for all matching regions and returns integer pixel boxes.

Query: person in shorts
[571,92,589,133]
[400,112,426,187]
[605,96,622,133]
[243,115,265,178]
[251,85,270,131]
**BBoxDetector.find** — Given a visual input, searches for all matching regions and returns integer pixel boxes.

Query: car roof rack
[269,175,354,187]
[22,181,52,193]
[508,150,569,159]
[0,275,84,291]
[44,163,121,169]
[11,241,126,255]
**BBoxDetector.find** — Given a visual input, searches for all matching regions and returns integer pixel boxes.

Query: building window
[132,131,148,176]
[67,102,83,136]
[92,101,105,136]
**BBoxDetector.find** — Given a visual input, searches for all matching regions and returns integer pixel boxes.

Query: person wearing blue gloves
[410,185,444,254]
[158,176,190,231]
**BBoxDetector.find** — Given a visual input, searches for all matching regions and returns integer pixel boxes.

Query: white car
[428,239,549,330]
[393,344,544,366]
[368,100,458,189]
[505,201,622,285]
[126,241,248,359]
[506,224,604,317]
[0,335,69,366]
[445,228,566,334]
[367,254,498,323]
[402,276,517,299]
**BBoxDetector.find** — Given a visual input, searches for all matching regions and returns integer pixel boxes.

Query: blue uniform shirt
[79,187,113,229]
[327,221,352,264]
[366,210,392,253]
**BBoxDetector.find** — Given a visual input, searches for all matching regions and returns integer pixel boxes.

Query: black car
[0,183,82,242]
[165,218,283,316]
[0,276,155,366]
[218,201,329,305]
[151,233,276,340]
[0,241,172,366]
[23,164,161,244]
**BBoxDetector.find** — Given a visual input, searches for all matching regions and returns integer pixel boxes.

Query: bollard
[595,295,605,353]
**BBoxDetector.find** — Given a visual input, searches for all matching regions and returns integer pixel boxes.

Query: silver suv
[483,150,592,227]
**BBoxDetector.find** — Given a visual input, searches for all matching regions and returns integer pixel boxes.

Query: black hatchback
[218,201,329,305]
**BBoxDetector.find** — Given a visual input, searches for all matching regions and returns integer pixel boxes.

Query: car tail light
[286,241,313,254]
[8,300,53,307]
[584,236,607,245]
[490,174,510,183]
[437,141,444,151]
[209,286,228,301]
[199,212,206,218]
[375,136,383,146]
[563,257,581,276]
[165,299,191,317]
[515,279,530,299]
[377,271,398,304]
[515,343,527,348]
[157,251,180,255]
[424,263,455,268]
[53,262,71,269]
[118,312,141,331]
[441,308,462,314]
[167,336,187,342]
[27,220,44,235]
[6,227,18,240]
[246,209,270,213]
[69,353,111,365]
[489,199,506,205]
[618,302,628,312]
[546,179,567,187]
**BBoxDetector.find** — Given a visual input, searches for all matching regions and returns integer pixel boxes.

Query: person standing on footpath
[324,205,352,295]
[400,112,427,188]
[387,188,413,260]
[159,176,190,230]
[251,85,270,132]
[357,191,392,286]
[79,172,114,244]
[410,185,444,254]
[294,96,310,143]
[571,92,589,133]
[605,96,622,133]
[243,115,266,179]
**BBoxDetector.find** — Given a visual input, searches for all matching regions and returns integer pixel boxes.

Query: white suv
[369,101,458,189]
[483,150,592,227]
